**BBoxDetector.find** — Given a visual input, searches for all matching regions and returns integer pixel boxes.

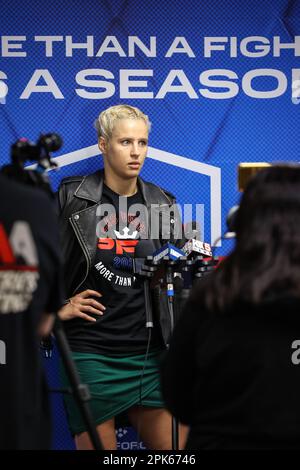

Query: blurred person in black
[161,165,300,449]
[0,174,63,449]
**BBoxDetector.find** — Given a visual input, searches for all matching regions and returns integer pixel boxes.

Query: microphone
[152,243,185,263]
[133,240,155,275]
[134,242,185,328]
[182,239,212,258]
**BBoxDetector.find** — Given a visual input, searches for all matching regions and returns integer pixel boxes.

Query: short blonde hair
[95,104,151,141]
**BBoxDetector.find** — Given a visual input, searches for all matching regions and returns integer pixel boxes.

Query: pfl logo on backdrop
[51,145,222,246]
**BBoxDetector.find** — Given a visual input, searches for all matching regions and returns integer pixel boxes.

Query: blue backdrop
[1,0,300,449]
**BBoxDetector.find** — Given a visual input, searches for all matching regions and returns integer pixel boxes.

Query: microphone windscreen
[182,239,212,257]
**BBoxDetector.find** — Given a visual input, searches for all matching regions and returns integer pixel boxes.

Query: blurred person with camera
[0,174,63,449]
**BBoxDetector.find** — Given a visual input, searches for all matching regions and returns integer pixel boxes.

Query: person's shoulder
[57,171,104,210]
[57,174,86,202]
[157,185,176,202]
[59,174,85,188]
[0,176,58,244]
[142,179,176,203]
[58,170,103,193]
[0,174,52,209]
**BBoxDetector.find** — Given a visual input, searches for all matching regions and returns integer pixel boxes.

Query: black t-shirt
[64,184,161,355]
[0,175,64,450]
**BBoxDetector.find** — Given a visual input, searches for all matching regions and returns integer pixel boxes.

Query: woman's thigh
[128,406,189,450]
[74,417,117,450]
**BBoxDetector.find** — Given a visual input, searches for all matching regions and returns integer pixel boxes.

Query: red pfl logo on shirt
[98,238,139,255]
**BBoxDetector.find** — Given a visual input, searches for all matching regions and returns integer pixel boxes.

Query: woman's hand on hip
[58,289,105,322]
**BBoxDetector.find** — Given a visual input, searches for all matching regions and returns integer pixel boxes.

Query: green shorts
[60,349,166,435]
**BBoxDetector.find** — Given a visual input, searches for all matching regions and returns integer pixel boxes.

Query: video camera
[1,133,62,196]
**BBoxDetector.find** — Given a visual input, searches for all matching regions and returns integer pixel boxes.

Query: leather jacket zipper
[70,216,91,295]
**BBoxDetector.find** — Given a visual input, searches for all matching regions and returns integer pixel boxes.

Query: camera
[1,133,63,195]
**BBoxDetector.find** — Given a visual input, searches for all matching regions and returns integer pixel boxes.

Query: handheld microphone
[152,243,185,262]
[182,239,212,258]
[133,240,155,275]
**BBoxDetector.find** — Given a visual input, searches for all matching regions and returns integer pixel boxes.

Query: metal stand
[165,261,179,450]
[136,254,219,450]
[136,256,186,450]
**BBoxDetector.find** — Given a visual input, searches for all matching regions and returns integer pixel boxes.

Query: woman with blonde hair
[58,104,187,450]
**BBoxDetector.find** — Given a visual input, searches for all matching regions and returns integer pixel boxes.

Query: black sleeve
[47,204,65,314]
[57,180,68,213]
[36,194,65,314]
[44,251,64,314]
[53,191,61,218]
[160,298,201,424]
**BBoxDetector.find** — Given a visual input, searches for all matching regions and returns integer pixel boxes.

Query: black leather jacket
[58,170,183,347]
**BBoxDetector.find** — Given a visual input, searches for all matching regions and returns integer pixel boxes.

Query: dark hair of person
[202,165,300,312]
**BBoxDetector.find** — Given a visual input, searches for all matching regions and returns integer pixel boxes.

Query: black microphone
[133,240,156,274]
